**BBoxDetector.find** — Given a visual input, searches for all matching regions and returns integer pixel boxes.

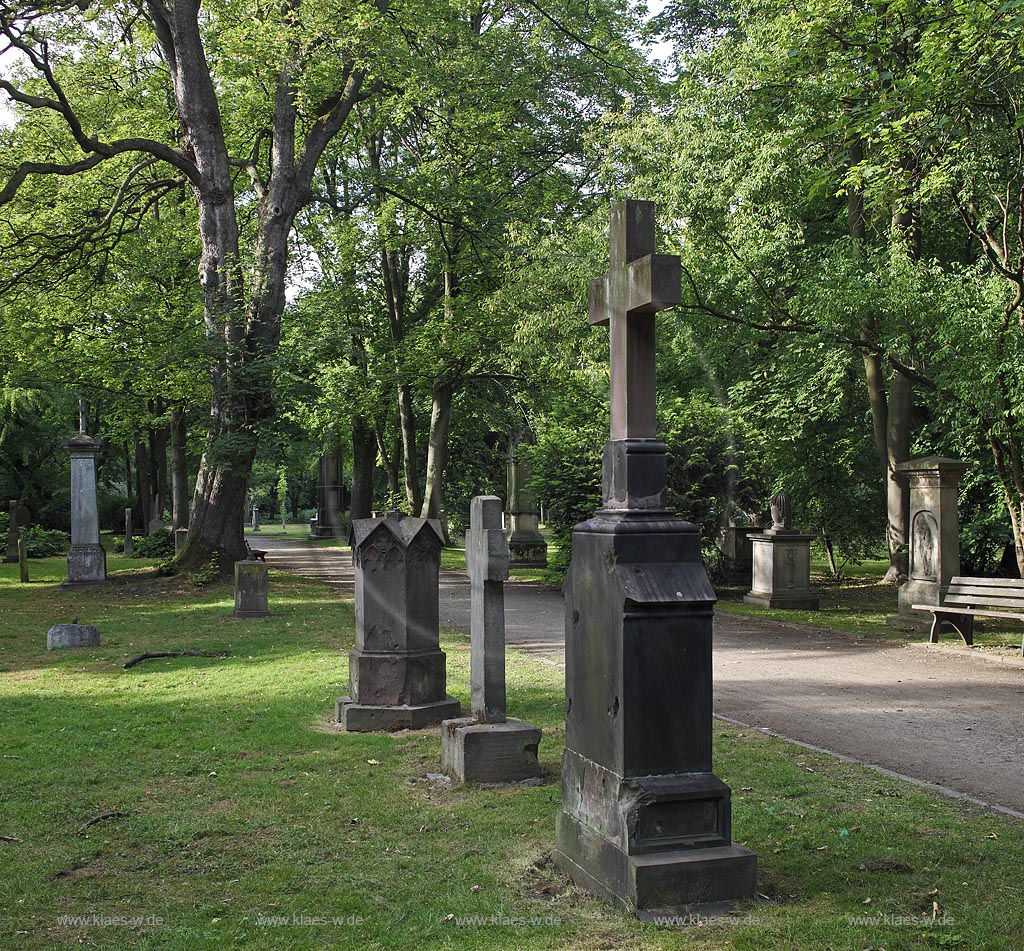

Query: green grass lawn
[1,557,1022,949]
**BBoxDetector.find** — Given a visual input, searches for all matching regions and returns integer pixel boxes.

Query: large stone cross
[588,200,681,441]
[466,495,510,723]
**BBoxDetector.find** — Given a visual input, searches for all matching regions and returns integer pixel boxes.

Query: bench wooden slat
[950,575,1024,589]
[943,594,1024,609]
[917,606,1024,620]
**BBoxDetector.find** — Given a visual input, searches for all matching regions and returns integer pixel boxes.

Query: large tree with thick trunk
[0,0,380,569]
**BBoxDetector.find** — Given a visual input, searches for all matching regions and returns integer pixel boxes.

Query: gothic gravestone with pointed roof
[441,496,542,783]
[336,511,461,731]
[554,201,756,914]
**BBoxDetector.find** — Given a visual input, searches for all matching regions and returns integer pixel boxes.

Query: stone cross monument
[336,511,461,731]
[554,201,756,914]
[441,496,542,783]
[62,408,107,590]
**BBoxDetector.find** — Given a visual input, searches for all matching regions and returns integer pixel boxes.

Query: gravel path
[254,534,1024,816]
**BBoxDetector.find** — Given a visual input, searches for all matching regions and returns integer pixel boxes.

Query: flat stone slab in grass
[47,624,100,650]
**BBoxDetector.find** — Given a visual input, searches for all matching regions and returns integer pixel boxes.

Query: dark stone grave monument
[312,445,345,538]
[442,495,542,783]
[336,511,460,731]
[554,200,757,914]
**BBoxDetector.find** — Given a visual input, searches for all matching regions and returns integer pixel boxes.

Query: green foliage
[188,554,221,587]
[22,525,68,558]
[132,528,175,559]
[524,416,604,576]
[662,393,765,540]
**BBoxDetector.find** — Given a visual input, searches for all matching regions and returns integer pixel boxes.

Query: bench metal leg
[929,613,974,647]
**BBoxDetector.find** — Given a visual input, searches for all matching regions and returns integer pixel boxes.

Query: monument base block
[441,717,542,783]
[743,591,820,610]
[61,545,107,589]
[336,695,461,732]
[555,811,757,912]
[508,540,548,568]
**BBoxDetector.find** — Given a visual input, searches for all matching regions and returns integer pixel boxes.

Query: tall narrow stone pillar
[555,201,756,914]
[4,499,21,563]
[123,508,134,556]
[889,457,968,629]
[506,432,547,567]
[62,431,107,589]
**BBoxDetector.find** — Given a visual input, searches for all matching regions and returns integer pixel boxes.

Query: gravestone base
[47,624,100,650]
[336,695,461,732]
[555,817,757,913]
[508,540,548,568]
[61,546,108,589]
[555,758,757,911]
[743,591,820,610]
[885,577,939,631]
[441,717,542,783]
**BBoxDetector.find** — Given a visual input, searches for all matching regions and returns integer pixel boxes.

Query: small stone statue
[770,491,791,531]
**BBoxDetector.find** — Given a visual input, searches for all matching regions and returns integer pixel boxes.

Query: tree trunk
[123,442,133,502]
[420,381,454,529]
[398,383,421,514]
[351,415,377,520]
[170,407,189,530]
[884,372,912,582]
[989,429,1024,578]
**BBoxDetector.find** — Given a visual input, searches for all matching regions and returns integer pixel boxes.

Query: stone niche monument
[336,511,461,731]
[506,431,547,567]
[889,457,968,630]
[442,496,543,783]
[743,492,819,610]
[554,201,756,914]
[61,405,107,589]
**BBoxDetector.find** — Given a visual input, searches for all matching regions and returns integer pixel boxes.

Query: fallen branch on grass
[1,834,23,843]
[123,650,229,669]
[73,811,127,836]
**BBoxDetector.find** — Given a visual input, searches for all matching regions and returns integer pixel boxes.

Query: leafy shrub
[24,525,69,558]
[0,512,9,535]
[189,555,220,587]
[132,528,175,558]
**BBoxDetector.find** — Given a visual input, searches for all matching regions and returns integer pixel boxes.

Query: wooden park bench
[914,576,1024,655]
[245,541,267,562]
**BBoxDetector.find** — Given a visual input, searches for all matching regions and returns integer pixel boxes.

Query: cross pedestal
[554,201,756,914]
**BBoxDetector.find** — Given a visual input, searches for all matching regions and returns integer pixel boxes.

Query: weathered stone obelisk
[441,496,542,783]
[554,201,756,914]
[61,401,107,589]
[506,431,547,567]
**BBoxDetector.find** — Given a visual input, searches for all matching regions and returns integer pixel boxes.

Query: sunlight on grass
[1,563,1021,949]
